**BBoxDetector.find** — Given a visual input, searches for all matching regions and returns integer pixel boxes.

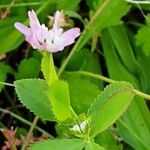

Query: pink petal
[53,11,61,30]
[28,10,40,29]
[51,44,65,52]
[60,28,80,46]
[14,22,31,36]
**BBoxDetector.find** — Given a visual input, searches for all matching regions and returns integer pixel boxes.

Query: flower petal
[53,11,62,30]
[28,10,40,29]
[14,22,31,36]
[60,28,80,46]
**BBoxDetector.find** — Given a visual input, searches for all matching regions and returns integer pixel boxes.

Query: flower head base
[14,10,80,53]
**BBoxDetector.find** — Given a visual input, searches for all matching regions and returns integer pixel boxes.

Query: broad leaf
[65,49,103,88]
[62,73,100,114]
[0,17,24,54]
[95,130,122,150]
[48,80,75,121]
[88,82,135,138]
[117,96,150,150]
[80,52,103,88]
[15,57,40,80]
[86,142,105,150]
[30,139,85,150]
[136,52,150,93]
[57,0,81,11]
[108,25,141,75]
[66,49,90,71]
[14,79,55,121]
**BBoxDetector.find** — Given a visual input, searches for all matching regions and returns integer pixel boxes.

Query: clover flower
[14,10,80,53]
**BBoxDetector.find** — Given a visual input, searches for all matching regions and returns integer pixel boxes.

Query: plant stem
[69,70,150,100]
[133,89,150,100]
[0,81,14,87]
[75,70,116,83]
[126,0,150,4]
[21,116,39,150]
[88,0,110,26]
[0,108,53,138]
[0,2,44,9]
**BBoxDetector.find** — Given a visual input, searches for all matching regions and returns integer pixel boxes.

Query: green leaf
[80,52,103,89]
[102,29,150,150]
[108,25,141,75]
[95,130,122,150]
[14,79,55,121]
[86,142,105,150]
[30,139,85,150]
[117,96,150,150]
[0,62,13,92]
[66,49,90,71]
[15,57,40,80]
[57,0,81,11]
[66,49,103,88]
[62,73,100,114]
[136,15,150,56]
[90,0,129,30]
[65,11,83,21]
[71,0,130,53]
[41,51,58,86]
[88,82,135,138]
[0,17,24,54]
[48,80,75,121]
[136,52,150,93]
[101,28,139,84]
[108,25,147,91]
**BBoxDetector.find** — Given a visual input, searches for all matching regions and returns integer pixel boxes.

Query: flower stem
[70,70,150,100]
[21,116,39,150]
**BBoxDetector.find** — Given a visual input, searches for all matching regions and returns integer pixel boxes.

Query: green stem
[133,89,150,100]
[0,108,53,138]
[74,70,116,83]
[69,70,150,100]
[0,81,14,87]
[126,0,150,4]
[21,116,39,150]
[0,2,44,9]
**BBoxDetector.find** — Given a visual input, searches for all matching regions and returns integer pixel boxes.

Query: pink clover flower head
[14,10,80,53]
